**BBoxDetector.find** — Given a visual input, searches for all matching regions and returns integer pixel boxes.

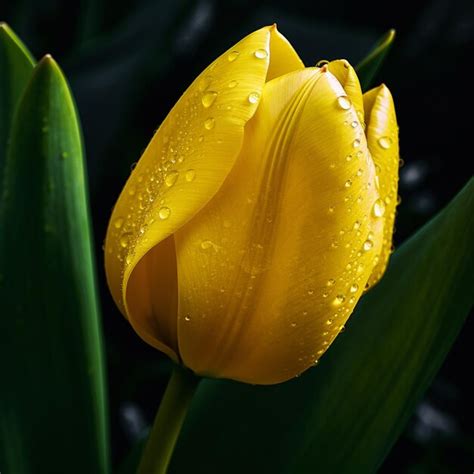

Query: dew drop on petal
[248,91,260,104]
[227,50,240,62]
[198,76,212,92]
[378,136,393,149]
[228,80,238,88]
[254,48,268,59]
[353,138,361,148]
[165,170,179,187]
[204,118,215,130]
[350,283,359,293]
[345,179,352,188]
[114,217,124,229]
[332,294,345,306]
[120,233,131,248]
[337,96,352,110]
[363,239,373,251]
[159,207,171,220]
[185,169,196,182]
[202,91,218,108]
[373,198,386,217]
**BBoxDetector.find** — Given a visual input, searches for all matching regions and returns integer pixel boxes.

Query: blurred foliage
[2,0,473,471]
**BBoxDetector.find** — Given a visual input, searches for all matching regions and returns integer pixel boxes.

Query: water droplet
[184,315,191,322]
[228,80,238,88]
[290,322,297,328]
[328,206,335,214]
[350,283,359,293]
[202,91,218,108]
[356,168,363,177]
[126,254,132,265]
[373,198,386,217]
[333,294,345,306]
[326,319,334,325]
[375,175,380,190]
[227,50,240,61]
[345,179,352,188]
[345,154,352,162]
[159,207,171,220]
[185,169,196,182]
[307,289,314,295]
[254,48,268,59]
[378,136,392,149]
[201,240,218,251]
[353,138,361,148]
[248,91,260,104]
[363,239,373,251]
[198,76,212,92]
[204,117,215,130]
[114,217,124,229]
[337,96,352,110]
[327,278,335,287]
[351,121,358,128]
[165,170,179,187]
[120,233,131,248]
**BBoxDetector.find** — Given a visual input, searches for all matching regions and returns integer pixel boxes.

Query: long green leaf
[356,29,395,91]
[0,22,35,181]
[170,178,473,474]
[0,55,109,474]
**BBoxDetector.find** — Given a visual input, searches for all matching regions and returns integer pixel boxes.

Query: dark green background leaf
[0,22,35,183]
[0,56,109,473]
[169,178,473,474]
[356,29,395,91]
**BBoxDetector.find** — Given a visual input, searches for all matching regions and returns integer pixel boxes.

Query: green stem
[137,365,200,474]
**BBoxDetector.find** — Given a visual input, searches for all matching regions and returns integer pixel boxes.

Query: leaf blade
[356,29,395,91]
[0,22,35,181]
[0,55,109,474]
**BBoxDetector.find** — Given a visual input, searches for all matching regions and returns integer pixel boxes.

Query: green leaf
[356,29,395,91]
[0,22,35,182]
[170,178,474,474]
[0,56,109,474]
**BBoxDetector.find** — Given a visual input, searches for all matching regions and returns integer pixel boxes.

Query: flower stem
[137,365,200,474]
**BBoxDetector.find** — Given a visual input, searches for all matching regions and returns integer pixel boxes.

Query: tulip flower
[105,25,399,386]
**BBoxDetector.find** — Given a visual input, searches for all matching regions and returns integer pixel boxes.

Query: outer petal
[364,84,399,288]
[267,25,304,81]
[327,59,364,122]
[105,26,303,360]
[174,68,384,384]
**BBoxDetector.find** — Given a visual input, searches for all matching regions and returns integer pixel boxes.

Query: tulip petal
[174,68,384,384]
[327,59,364,122]
[363,84,399,288]
[105,26,304,359]
[267,25,305,81]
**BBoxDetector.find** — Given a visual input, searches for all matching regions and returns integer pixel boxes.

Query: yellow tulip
[105,25,399,385]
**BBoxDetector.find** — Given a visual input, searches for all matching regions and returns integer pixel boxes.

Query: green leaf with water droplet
[0,22,35,184]
[167,178,473,474]
[356,29,395,91]
[0,55,109,473]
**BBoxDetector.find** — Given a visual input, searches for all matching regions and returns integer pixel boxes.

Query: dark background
[3,0,473,472]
